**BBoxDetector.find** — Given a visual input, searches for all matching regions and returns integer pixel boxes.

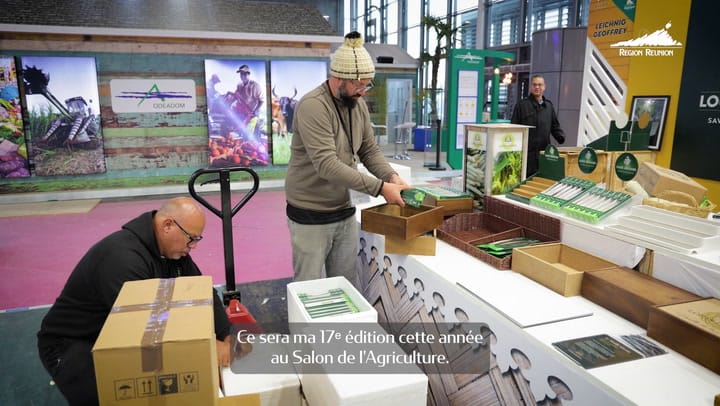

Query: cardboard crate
[581,267,701,328]
[511,243,619,296]
[92,276,218,406]
[361,203,444,240]
[647,298,720,374]
[287,276,377,324]
[636,161,708,202]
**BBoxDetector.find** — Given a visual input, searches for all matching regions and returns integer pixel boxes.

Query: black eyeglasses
[348,79,373,93]
[172,219,203,247]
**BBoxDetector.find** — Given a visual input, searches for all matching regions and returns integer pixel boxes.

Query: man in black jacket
[511,74,565,177]
[37,197,232,406]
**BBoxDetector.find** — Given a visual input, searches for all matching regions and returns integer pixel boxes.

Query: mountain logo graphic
[611,21,682,48]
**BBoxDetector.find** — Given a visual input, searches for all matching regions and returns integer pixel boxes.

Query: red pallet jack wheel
[189,167,263,334]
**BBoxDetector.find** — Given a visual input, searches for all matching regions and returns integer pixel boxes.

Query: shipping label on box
[92,277,218,406]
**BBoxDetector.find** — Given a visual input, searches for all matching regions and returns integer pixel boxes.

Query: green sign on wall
[445,49,514,169]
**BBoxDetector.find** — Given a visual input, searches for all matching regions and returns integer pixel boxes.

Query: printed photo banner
[269,60,328,165]
[0,56,30,178]
[204,59,269,167]
[20,56,106,176]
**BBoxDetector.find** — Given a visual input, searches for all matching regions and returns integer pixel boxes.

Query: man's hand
[216,335,232,368]
[381,181,412,206]
[554,134,565,144]
[388,173,408,187]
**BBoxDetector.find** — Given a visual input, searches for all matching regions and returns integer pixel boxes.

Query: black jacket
[511,95,565,176]
[38,211,231,343]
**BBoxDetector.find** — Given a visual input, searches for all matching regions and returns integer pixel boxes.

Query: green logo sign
[544,144,559,161]
[614,152,639,181]
[578,148,598,174]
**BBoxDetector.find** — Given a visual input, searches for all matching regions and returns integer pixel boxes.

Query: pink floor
[0,190,292,310]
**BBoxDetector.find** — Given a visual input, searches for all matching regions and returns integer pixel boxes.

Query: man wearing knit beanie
[285,31,411,284]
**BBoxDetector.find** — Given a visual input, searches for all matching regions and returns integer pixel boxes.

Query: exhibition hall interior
[1,0,719,405]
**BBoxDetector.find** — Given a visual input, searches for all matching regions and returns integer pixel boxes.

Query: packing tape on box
[110,278,212,372]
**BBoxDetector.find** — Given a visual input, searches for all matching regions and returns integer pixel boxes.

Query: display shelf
[605,205,720,255]
[355,201,720,405]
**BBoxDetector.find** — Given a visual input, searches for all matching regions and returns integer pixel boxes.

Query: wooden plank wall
[0,33,331,191]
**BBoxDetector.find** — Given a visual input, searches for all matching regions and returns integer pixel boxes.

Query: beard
[338,85,359,109]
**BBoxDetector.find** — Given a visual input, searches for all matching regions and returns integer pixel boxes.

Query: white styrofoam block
[287,276,377,324]
[299,369,428,406]
[222,336,302,406]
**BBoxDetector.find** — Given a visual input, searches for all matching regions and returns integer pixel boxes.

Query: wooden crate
[605,150,656,191]
[422,195,473,216]
[581,267,701,328]
[438,213,558,270]
[361,204,444,240]
[647,298,720,374]
[557,147,609,184]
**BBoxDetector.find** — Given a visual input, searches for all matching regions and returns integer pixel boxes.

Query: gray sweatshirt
[285,81,397,212]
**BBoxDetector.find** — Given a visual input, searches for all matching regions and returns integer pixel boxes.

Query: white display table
[355,202,720,405]
[494,195,720,298]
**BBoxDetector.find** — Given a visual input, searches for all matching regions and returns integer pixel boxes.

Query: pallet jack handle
[188,167,259,305]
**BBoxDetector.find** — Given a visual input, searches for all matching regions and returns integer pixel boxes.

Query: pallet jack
[188,167,261,330]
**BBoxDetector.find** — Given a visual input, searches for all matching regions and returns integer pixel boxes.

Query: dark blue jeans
[37,336,99,406]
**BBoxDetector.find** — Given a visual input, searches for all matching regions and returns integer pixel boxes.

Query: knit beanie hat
[330,31,375,80]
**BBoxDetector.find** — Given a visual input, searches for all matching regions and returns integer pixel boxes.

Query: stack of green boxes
[298,288,359,319]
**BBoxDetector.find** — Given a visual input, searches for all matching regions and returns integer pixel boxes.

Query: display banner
[204,59,269,167]
[20,56,106,176]
[269,60,327,165]
[0,56,30,178]
[587,0,635,82]
[671,0,720,181]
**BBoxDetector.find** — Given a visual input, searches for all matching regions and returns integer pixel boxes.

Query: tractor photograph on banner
[19,56,106,176]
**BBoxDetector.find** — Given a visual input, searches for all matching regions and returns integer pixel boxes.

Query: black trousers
[37,336,99,406]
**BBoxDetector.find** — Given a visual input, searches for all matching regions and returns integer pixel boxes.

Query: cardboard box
[92,277,218,406]
[511,243,618,296]
[287,276,377,324]
[581,267,701,328]
[647,298,720,374]
[219,393,261,406]
[636,161,708,202]
[361,203,444,240]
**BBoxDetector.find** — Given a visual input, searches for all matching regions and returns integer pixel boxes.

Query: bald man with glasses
[37,197,232,406]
